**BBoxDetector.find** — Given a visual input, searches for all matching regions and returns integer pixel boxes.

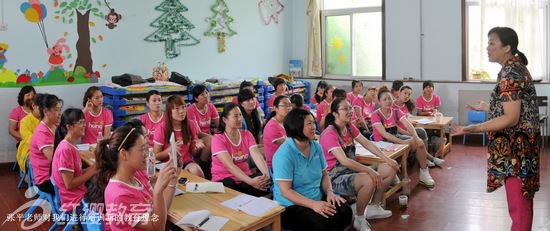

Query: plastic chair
[81,200,104,231]
[23,164,57,219]
[17,157,32,189]
[463,110,487,146]
[49,177,79,231]
[537,96,548,149]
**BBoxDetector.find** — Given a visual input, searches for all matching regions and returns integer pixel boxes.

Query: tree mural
[53,0,109,83]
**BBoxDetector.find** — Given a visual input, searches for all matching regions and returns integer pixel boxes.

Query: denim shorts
[331,165,377,196]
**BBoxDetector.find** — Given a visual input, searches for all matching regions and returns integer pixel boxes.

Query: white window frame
[465,0,549,81]
[321,6,383,80]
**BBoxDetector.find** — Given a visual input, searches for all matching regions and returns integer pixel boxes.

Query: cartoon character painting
[47,38,70,71]
[105,8,122,29]
[0,43,7,72]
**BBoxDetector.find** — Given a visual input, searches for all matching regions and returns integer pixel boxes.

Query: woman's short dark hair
[145,90,161,102]
[271,77,286,90]
[192,84,207,103]
[239,81,254,92]
[422,80,434,90]
[284,108,315,142]
[38,94,63,119]
[332,88,347,100]
[488,26,528,65]
[18,86,36,106]
[377,86,391,100]
[290,94,304,107]
[238,89,255,103]
[391,80,404,92]
[351,80,363,89]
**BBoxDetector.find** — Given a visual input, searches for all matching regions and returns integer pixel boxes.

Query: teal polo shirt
[272,139,327,207]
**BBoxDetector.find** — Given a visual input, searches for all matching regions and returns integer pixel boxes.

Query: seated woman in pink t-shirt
[316,85,335,131]
[262,95,292,169]
[268,77,288,112]
[84,126,182,231]
[415,80,441,116]
[290,93,311,111]
[138,90,164,148]
[51,108,98,214]
[154,95,205,178]
[9,85,36,147]
[371,87,436,189]
[30,94,62,195]
[232,80,265,118]
[188,84,219,134]
[319,98,398,228]
[353,85,378,136]
[346,80,363,105]
[211,103,271,196]
[311,80,328,108]
[81,86,113,144]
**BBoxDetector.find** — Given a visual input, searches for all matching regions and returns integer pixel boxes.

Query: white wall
[0,0,293,162]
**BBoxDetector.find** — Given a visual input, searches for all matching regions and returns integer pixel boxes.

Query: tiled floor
[1,137,549,231]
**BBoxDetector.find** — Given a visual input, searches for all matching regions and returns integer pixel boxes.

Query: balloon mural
[20,0,49,48]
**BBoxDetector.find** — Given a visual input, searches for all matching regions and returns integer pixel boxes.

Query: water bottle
[97,131,103,144]
[147,148,156,178]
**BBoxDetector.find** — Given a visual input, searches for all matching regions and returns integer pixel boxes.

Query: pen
[196,217,210,228]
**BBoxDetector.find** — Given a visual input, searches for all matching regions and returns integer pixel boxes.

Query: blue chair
[23,164,57,219]
[81,200,104,231]
[49,177,80,231]
[463,110,487,146]
[17,157,32,189]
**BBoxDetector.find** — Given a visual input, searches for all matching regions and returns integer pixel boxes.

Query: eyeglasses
[76,120,86,125]
[338,107,353,111]
[278,103,292,108]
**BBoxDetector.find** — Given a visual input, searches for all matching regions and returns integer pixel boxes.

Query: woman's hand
[311,201,337,218]
[385,158,400,172]
[194,139,205,150]
[466,100,489,111]
[249,176,270,191]
[326,191,346,207]
[414,137,425,148]
[155,158,177,193]
[83,100,93,112]
[366,169,382,189]
[451,123,479,136]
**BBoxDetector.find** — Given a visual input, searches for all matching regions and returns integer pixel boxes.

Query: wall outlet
[0,23,7,31]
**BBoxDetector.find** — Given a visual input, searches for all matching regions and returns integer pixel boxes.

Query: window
[466,0,549,81]
[321,0,383,79]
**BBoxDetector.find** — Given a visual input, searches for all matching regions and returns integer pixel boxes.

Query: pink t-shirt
[371,109,407,141]
[353,97,376,120]
[51,140,87,212]
[303,104,311,111]
[346,92,362,105]
[316,100,329,129]
[268,95,278,108]
[320,124,360,171]
[392,102,410,130]
[30,122,55,185]
[187,103,219,133]
[211,130,257,183]
[82,107,113,144]
[311,95,319,105]
[138,112,164,148]
[232,97,261,108]
[9,106,29,142]
[262,119,287,168]
[104,174,153,230]
[153,121,199,164]
[415,94,441,113]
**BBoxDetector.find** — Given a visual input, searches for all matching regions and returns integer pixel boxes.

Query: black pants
[220,172,270,197]
[281,202,352,231]
[36,179,55,195]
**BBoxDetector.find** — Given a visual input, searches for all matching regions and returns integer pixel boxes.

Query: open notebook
[176,210,228,231]
[220,194,279,217]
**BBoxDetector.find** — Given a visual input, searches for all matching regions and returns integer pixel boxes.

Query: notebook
[186,182,225,193]
[221,194,279,217]
[176,210,228,231]
[355,144,375,157]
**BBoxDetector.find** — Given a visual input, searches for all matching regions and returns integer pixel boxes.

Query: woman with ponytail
[316,84,335,131]
[211,103,271,196]
[353,85,378,137]
[319,97,399,231]
[238,89,263,143]
[84,126,180,230]
[30,94,62,195]
[453,27,539,231]
[262,95,292,168]
[51,108,97,214]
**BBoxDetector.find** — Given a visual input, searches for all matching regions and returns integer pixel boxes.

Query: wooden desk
[169,171,285,231]
[409,116,454,158]
[355,144,410,208]
[80,150,95,167]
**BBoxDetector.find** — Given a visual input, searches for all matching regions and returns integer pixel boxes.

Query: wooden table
[409,116,454,158]
[79,151,285,231]
[169,171,285,231]
[355,144,410,207]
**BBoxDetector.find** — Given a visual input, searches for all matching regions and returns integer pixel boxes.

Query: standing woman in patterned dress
[453,27,540,231]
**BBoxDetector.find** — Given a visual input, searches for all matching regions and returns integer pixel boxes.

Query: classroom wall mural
[0,0,120,87]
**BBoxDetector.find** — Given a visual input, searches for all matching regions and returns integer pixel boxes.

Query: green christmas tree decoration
[204,0,236,53]
[144,0,200,59]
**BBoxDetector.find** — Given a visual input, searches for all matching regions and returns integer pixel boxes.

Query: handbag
[169,72,192,86]
[152,62,169,81]
[112,73,147,87]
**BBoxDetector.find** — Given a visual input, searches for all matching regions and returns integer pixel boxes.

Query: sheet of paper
[176,210,210,227]
[355,144,376,157]
[174,188,185,196]
[384,144,402,151]
[414,118,434,124]
[186,182,225,193]
[220,194,256,210]
[76,144,90,151]
[199,216,229,231]
[238,197,279,217]
[373,141,392,149]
